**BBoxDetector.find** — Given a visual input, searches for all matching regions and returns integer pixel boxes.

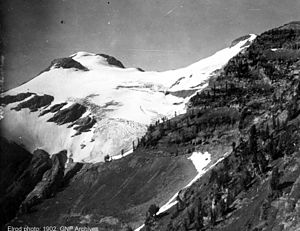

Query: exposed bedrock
[71,116,97,135]
[41,57,89,73]
[230,34,251,47]
[0,137,32,198]
[0,145,52,226]
[19,150,67,214]
[97,53,125,68]
[12,94,54,112]
[39,102,68,116]
[47,103,87,125]
[0,92,34,106]
[63,162,84,186]
[166,89,197,98]
[0,138,84,228]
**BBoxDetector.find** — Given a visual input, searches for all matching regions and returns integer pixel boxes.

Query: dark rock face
[40,103,94,135]
[39,102,67,116]
[169,77,185,89]
[97,53,125,68]
[63,162,84,186]
[137,67,145,72]
[12,94,54,112]
[52,57,89,71]
[3,94,93,135]
[230,34,251,47]
[41,57,89,74]
[19,150,67,213]
[47,103,87,125]
[0,140,85,229]
[0,92,34,106]
[0,138,32,198]
[0,146,52,226]
[278,21,300,30]
[72,116,97,135]
[166,90,197,98]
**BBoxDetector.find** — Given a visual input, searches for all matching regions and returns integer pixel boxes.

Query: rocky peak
[278,21,300,30]
[230,34,253,47]
[97,53,125,68]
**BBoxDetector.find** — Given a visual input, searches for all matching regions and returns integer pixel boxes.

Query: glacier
[0,34,256,162]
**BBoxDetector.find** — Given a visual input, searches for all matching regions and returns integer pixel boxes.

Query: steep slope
[0,138,84,228]
[0,36,255,163]
[8,149,198,229]
[136,21,300,231]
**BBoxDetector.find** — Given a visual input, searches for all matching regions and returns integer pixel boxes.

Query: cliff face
[0,141,52,227]
[0,142,82,228]
[19,151,67,214]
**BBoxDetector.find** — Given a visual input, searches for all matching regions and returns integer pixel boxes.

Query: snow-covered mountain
[0,34,256,162]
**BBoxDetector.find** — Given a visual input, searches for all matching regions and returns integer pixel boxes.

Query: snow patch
[134,152,220,230]
[186,151,211,186]
[157,151,231,215]
[135,224,144,231]
[111,149,133,160]
[157,152,211,215]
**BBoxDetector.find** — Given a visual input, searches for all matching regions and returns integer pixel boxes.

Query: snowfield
[1,34,256,162]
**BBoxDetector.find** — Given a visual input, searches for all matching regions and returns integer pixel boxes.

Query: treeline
[134,107,239,152]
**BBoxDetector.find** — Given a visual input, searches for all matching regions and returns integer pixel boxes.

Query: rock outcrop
[19,150,67,213]
[39,102,68,116]
[0,147,52,226]
[12,94,54,112]
[41,57,89,73]
[0,142,81,228]
[47,103,87,125]
[97,53,125,68]
[0,92,34,106]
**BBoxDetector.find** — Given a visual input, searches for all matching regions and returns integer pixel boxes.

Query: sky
[1,0,300,90]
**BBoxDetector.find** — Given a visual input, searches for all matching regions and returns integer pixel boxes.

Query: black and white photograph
[0,0,300,230]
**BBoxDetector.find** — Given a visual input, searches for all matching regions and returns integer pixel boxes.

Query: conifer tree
[104,154,110,162]
[272,115,276,129]
[148,204,159,217]
[270,167,280,191]
[276,118,281,131]
[249,125,258,155]
[265,123,270,139]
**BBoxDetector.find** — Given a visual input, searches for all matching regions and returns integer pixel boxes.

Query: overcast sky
[2,0,300,90]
